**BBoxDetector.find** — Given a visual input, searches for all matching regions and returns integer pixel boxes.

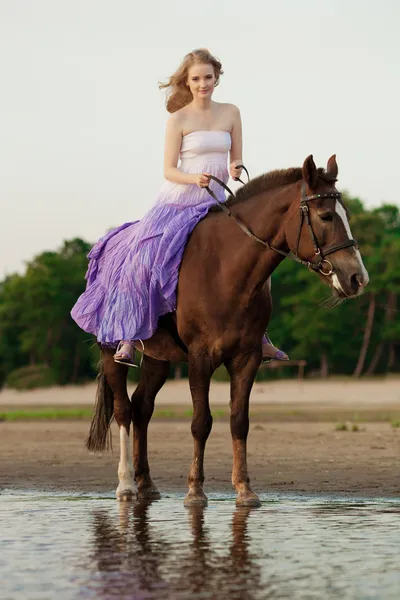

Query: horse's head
[285,155,369,298]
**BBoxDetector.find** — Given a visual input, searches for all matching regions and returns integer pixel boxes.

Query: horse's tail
[86,359,114,453]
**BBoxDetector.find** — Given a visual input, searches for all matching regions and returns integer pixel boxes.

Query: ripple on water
[0,491,400,600]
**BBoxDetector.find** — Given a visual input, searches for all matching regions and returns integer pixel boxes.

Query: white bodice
[156,130,231,207]
[179,130,231,170]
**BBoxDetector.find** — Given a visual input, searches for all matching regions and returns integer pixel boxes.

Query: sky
[1,0,399,277]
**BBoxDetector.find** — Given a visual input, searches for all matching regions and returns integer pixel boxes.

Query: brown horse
[86,154,369,507]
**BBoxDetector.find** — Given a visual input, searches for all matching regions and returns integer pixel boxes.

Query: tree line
[1,194,399,389]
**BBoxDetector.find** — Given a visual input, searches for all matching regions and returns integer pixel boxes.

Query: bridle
[205,167,358,276]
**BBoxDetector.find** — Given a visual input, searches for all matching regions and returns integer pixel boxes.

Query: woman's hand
[192,173,211,188]
[230,160,243,181]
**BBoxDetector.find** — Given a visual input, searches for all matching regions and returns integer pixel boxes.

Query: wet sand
[1,378,399,497]
[1,420,399,498]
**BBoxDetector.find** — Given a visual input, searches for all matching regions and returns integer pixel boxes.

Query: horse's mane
[217,167,337,209]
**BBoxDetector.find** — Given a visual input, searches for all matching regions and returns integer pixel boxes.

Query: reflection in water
[89,500,263,600]
[1,493,400,600]
[89,500,170,598]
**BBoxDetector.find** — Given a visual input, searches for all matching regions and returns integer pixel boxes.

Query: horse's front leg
[225,351,262,507]
[184,351,214,507]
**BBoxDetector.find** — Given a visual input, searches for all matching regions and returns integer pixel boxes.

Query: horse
[86,154,369,507]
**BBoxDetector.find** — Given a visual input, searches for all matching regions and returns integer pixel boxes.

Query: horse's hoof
[184,491,208,507]
[236,492,262,508]
[137,486,161,500]
[116,485,137,502]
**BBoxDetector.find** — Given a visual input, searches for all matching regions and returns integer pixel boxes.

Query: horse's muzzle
[332,267,369,298]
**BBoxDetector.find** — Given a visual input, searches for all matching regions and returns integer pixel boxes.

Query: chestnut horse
[87,155,369,507]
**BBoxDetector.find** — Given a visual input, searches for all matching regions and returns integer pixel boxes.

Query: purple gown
[71,131,231,346]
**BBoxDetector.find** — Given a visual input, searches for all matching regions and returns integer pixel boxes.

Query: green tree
[0,238,95,387]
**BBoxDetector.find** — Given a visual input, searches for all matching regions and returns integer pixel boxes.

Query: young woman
[71,49,288,364]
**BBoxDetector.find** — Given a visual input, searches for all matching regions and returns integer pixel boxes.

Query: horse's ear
[302,155,318,189]
[326,154,338,179]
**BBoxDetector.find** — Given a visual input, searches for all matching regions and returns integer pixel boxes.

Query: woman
[71,49,288,365]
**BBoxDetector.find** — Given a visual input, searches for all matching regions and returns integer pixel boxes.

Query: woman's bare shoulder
[170,105,192,121]
[214,102,241,114]
[166,109,186,134]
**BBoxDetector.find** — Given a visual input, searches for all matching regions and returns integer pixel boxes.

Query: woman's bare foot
[113,341,138,367]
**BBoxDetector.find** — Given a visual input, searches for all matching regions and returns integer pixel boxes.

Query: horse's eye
[319,212,334,223]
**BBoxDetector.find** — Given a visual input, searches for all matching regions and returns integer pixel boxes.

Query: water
[0,491,399,600]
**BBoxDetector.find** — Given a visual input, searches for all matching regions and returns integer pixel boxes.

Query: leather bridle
[205,168,358,276]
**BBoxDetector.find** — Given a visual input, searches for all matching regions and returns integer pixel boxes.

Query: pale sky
[1,0,399,277]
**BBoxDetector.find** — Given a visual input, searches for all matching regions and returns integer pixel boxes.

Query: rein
[205,167,358,276]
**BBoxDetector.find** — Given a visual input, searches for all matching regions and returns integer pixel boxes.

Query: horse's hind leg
[102,349,137,501]
[225,351,262,507]
[131,355,170,499]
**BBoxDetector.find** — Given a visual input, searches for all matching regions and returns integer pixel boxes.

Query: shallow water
[0,491,399,600]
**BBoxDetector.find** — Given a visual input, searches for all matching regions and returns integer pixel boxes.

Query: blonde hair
[159,49,223,113]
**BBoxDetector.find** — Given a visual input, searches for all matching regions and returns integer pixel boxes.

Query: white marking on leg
[116,426,137,500]
[335,200,369,284]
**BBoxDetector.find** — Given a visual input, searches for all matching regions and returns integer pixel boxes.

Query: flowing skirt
[71,171,227,346]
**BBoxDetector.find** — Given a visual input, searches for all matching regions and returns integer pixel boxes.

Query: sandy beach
[0,420,399,498]
[1,376,399,408]
[0,377,399,498]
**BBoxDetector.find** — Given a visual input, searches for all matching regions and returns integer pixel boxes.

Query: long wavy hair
[159,49,223,113]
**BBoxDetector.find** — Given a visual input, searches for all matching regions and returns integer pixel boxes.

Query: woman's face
[186,63,216,100]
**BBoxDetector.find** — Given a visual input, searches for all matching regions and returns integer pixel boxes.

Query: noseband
[205,171,358,276]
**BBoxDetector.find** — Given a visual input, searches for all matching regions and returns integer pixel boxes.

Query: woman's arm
[163,115,209,186]
[229,105,243,180]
